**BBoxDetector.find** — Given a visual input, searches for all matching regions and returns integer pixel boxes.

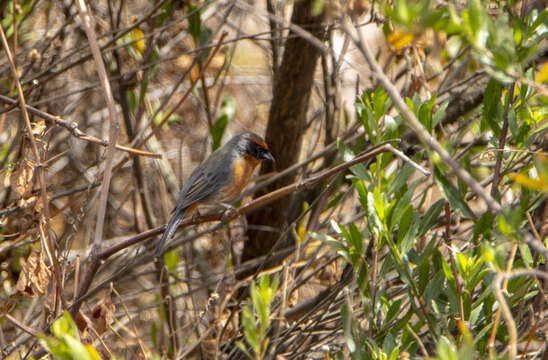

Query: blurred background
[1,0,547,359]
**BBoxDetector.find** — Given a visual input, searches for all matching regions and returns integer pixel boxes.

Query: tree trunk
[241,0,326,272]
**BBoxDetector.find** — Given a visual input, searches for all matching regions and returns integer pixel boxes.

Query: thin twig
[2,315,39,337]
[75,0,120,248]
[0,94,159,158]
[493,269,548,359]
[342,20,502,215]
[488,242,519,358]
[491,84,514,198]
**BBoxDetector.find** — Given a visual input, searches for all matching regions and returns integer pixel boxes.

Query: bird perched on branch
[155,132,274,256]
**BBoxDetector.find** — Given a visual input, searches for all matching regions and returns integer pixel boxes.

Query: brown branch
[0,94,160,158]
[76,0,119,248]
[2,314,39,337]
[493,269,548,359]
[491,84,514,198]
[66,144,391,319]
[0,80,37,114]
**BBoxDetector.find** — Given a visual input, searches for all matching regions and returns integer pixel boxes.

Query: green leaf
[39,335,70,360]
[151,320,158,349]
[348,222,363,255]
[397,205,414,252]
[236,341,253,359]
[367,191,384,231]
[241,305,259,353]
[418,256,430,295]
[341,303,356,353]
[62,335,94,360]
[519,243,533,268]
[473,211,494,242]
[433,166,475,219]
[211,94,234,151]
[312,0,325,15]
[373,86,391,121]
[337,139,370,180]
[481,79,503,135]
[156,1,174,27]
[432,101,448,129]
[188,5,201,44]
[353,179,369,211]
[384,299,403,326]
[52,312,80,341]
[424,271,444,308]
[125,90,137,115]
[250,281,267,334]
[311,232,351,264]
[164,249,179,274]
[417,199,445,238]
[387,164,414,196]
[389,179,420,231]
[373,186,385,222]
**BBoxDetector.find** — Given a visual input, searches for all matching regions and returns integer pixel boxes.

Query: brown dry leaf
[75,311,93,344]
[351,0,368,16]
[91,292,115,334]
[10,162,34,199]
[201,339,217,359]
[215,307,237,341]
[75,310,90,333]
[18,195,39,211]
[33,193,52,213]
[31,119,47,137]
[15,250,51,297]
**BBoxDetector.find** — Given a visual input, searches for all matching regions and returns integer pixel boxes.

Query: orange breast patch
[221,154,260,200]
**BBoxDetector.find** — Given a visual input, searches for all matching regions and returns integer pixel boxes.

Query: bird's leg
[190,206,202,221]
[219,202,236,221]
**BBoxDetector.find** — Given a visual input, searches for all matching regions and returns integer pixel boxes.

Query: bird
[154,132,274,256]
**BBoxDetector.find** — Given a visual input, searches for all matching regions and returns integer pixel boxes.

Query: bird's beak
[262,151,275,162]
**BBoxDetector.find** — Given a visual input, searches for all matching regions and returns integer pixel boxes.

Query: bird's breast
[220,154,260,200]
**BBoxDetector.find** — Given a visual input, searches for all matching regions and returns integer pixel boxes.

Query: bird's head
[239,132,275,162]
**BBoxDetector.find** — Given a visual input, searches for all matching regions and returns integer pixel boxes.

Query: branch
[66,144,393,318]
[342,20,502,214]
[76,0,119,247]
[493,269,548,359]
[0,94,160,158]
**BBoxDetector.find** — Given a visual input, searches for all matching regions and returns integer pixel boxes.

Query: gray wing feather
[155,141,236,256]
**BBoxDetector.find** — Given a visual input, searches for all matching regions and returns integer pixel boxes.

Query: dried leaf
[91,293,115,334]
[15,250,51,297]
[31,119,47,137]
[10,162,34,199]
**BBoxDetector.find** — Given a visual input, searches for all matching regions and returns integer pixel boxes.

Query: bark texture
[241,0,326,269]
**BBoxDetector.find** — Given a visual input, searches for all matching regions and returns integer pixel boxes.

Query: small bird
[155,132,274,256]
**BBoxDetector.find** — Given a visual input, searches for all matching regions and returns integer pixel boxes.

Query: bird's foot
[220,203,236,221]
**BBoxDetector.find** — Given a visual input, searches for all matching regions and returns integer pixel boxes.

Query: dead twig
[0,94,160,158]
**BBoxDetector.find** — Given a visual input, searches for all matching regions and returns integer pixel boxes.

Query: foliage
[236,274,279,360]
[39,312,102,360]
[0,0,546,358]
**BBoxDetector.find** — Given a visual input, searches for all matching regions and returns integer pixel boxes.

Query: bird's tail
[155,207,188,257]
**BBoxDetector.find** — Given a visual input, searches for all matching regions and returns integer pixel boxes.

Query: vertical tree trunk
[241,0,326,271]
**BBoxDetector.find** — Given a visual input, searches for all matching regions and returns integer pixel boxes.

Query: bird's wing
[173,150,233,212]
